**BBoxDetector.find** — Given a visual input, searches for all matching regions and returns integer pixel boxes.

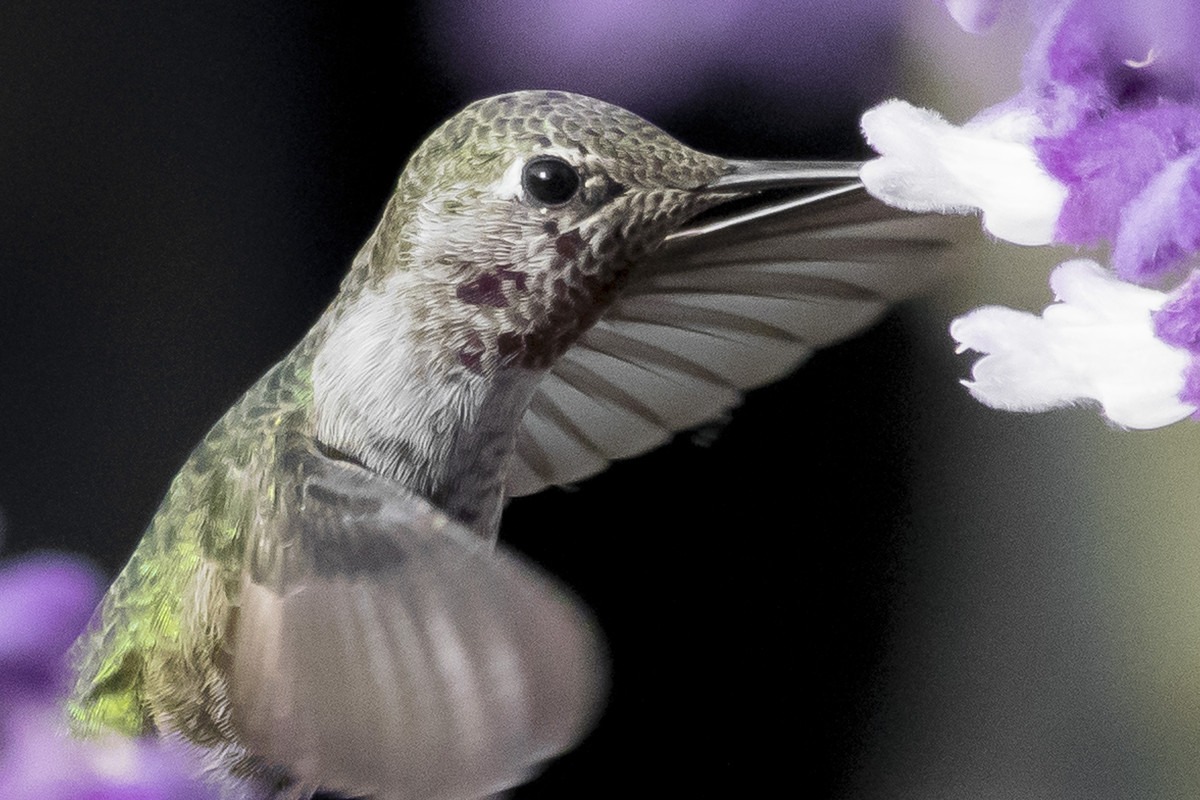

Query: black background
[0,3,916,796]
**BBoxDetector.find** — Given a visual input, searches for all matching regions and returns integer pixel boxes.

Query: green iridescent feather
[66,340,317,743]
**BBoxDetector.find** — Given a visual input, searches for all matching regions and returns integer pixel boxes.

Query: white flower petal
[860,99,1068,246]
[950,259,1196,429]
[941,0,1005,33]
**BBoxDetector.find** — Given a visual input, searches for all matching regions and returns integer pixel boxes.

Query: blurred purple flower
[863,0,1200,427]
[0,553,101,701]
[0,551,216,799]
[3,706,216,800]
[421,0,902,121]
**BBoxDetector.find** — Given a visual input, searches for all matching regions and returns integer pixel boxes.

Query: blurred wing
[230,437,606,800]
[506,183,963,495]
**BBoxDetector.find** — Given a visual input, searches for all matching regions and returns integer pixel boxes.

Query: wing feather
[518,404,611,487]
[531,373,667,461]
[507,184,963,496]
[231,438,606,799]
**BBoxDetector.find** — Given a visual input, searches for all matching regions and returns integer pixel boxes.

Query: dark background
[0,3,920,796]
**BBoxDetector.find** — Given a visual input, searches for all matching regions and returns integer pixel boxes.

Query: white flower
[860,99,1067,246]
[950,260,1196,429]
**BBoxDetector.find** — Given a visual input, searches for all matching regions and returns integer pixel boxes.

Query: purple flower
[1152,270,1200,412]
[0,551,217,800]
[2,708,216,800]
[420,0,902,118]
[1023,0,1200,280]
[861,0,1200,427]
[0,553,101,702]
[1038,104,1200,274]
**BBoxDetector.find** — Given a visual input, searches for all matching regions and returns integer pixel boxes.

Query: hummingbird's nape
[65,90,959,800]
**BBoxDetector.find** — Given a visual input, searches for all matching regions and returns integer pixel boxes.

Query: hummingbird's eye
[522,157,580,206]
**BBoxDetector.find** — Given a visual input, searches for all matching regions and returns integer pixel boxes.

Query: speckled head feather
[338,91,729,372]
[402,91,728,202]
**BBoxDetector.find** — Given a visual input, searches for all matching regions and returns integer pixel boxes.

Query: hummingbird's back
[66,347,314,751]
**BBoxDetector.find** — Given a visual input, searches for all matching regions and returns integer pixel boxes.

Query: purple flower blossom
[862,0,1200,427]
[1037,105,1200,270]
[1111,149,1200,283]
[986,0,1200,279]
[1152,270,1200,411]
[0,551,217,800]
[3,707,215,800]
[0,554,101,702]
[420,0,902,118]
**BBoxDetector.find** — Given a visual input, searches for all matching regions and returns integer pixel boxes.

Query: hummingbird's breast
[311,258,555,536]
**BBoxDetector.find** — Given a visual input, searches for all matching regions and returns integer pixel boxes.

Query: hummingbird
[66,90,953,799]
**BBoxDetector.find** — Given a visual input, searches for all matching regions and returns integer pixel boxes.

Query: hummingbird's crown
[402,90,726,199]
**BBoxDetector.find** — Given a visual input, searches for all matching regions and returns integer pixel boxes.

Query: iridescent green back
[67,340,317,742]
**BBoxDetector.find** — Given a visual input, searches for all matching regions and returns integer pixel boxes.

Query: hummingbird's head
[358,90,736,372]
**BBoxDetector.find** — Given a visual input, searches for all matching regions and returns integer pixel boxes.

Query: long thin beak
[668,159,866,242]
[704,159,863,192]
